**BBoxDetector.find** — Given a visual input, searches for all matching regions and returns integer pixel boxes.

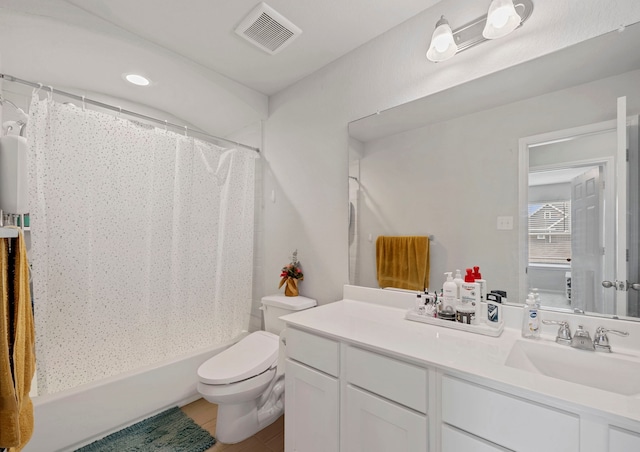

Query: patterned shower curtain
[27,94,257,395]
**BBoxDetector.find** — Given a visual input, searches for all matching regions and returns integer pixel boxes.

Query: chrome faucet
[593,327,629,353]
[571,325,595,351]
[542,319,572,345]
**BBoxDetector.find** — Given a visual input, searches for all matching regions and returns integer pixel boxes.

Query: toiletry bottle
[460,268,481,324]
[522,293,540,338]
[442,272,457,312]
[473,266,486,302]
[453,269,463,299]
[486,292,502,323]
[416,293,425,315]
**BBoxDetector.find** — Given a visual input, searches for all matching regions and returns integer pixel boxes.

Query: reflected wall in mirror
[348,22,640,319]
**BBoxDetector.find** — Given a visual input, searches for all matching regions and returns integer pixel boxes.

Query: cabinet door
[345,385,427,452]
[285,359,339,452]
[610,427,640,452]
[442,424,509,452]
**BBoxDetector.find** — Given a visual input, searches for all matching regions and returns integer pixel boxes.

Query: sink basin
[505,339,640,396]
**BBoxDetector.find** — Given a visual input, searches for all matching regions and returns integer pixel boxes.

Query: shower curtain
[27,94,257,395]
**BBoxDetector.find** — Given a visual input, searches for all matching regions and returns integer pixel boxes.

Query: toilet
[197,294,317,444]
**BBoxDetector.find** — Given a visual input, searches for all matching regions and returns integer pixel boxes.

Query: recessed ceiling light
[125,74,150,86]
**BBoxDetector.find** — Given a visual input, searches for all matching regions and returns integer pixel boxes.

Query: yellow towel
[376,236,430,291]
[0,229,35,451]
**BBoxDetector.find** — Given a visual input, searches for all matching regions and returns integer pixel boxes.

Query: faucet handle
[542,319,572,345]
[594,327,629,353]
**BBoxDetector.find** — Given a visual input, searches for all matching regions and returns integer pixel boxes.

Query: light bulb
[489,6,511,29]
[426,16,458,62]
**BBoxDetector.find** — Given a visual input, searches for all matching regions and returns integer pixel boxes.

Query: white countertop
[282,296,640,426]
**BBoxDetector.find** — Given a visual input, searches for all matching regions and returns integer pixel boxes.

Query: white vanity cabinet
[282,297,640,452]
[285,328,340,452]
[285,327,430,452]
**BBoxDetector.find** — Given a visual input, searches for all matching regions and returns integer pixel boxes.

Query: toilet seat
[198,331,279,385]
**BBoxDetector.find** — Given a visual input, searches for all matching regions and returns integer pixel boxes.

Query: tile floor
[181,398,284,452]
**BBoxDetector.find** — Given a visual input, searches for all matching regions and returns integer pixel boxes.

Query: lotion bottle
[522,293,540,338]
[453,269,464,299]
[442,272,457,312]
[460,268,481,324]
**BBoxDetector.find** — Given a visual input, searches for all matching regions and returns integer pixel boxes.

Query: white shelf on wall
[0,227,19,238]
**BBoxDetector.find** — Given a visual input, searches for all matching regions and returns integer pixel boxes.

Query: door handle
[601,280,629,290]
[631,283,640,291]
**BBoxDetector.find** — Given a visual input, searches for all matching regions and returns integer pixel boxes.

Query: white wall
[262,1,640,305]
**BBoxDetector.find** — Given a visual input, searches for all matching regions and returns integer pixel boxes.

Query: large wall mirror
[348,21,640,320]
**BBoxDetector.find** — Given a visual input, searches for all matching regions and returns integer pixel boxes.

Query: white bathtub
[23,336,243,452]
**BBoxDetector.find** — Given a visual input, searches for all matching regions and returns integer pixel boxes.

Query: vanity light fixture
[124,73,151,86]
[426,0,533,62]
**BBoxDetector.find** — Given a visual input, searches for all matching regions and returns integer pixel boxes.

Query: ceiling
[0,0,441,138]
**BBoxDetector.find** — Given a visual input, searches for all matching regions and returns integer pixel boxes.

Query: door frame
[519,120,617,310]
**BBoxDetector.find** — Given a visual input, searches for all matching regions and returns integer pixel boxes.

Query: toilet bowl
[197,295,316,444]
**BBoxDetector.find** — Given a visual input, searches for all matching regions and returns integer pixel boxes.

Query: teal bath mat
[75,406,215,452]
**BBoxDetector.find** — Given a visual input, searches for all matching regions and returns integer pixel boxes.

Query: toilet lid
[197,331,279,385]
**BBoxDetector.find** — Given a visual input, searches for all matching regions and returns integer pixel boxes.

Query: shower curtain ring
[46,85,54,101]
[164,120,168,132]
[184,125,188,137]
[81,95,86,112]
[32,83,43,96]
[116,106,122,120]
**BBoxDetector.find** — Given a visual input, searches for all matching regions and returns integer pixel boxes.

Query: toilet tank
[261,295,317,334]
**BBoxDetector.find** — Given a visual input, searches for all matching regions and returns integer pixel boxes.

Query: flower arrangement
[279,250,304,296]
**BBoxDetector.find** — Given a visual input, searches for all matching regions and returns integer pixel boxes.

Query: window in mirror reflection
[528,201,571,265]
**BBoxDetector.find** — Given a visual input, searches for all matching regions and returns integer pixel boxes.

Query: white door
[571,167,603,313]
[344,385,427,452]
[285,359,339,452]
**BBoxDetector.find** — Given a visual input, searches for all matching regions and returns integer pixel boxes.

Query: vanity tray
[405,310,504,337]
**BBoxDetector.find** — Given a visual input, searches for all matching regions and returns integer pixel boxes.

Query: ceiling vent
[235,2,302,55]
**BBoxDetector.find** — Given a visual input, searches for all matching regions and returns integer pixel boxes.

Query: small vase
[284,277,299,297]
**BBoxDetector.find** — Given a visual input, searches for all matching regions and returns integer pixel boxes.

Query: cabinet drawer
[287,327,339,376]
[441,375,579,452]
[609,427,640,452]
[346,346,427,413]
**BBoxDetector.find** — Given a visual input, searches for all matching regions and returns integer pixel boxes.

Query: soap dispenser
[453,269,463,299]
[460,268,481,324]
[442,272,457,312]
[522,293,540,338]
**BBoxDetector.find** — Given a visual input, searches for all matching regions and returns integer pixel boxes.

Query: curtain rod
[0,73,260,153]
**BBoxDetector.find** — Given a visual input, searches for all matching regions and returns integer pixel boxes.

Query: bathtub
[23,335,244,452]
